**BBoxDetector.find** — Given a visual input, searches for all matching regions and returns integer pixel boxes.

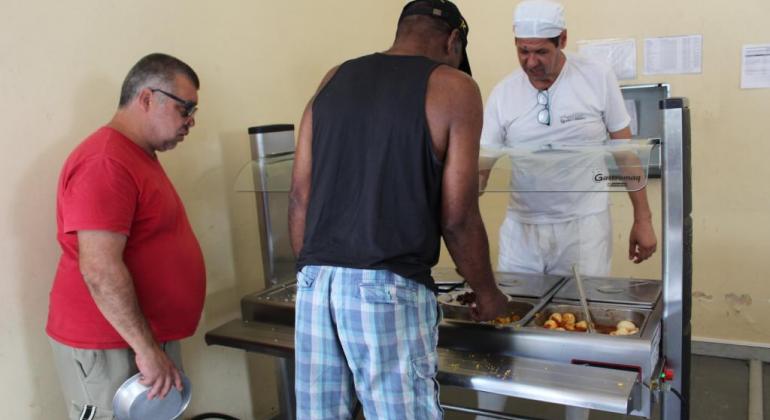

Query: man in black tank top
[289,1,508,419]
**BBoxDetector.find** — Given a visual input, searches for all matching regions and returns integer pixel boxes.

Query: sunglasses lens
[537,91,548,105]
[538,109,550,125]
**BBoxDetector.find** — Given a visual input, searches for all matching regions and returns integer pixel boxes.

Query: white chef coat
[481,53,630,224]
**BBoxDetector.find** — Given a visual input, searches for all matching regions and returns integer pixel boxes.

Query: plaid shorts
[295,265,443,420]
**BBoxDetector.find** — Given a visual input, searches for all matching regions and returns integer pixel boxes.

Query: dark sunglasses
[150,88,198,118]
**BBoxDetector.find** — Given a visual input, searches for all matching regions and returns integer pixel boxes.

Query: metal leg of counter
[276,358,295,420]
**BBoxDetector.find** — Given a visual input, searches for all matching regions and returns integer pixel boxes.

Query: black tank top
[297,53,444,290]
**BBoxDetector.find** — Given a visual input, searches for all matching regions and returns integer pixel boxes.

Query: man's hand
[629,218,657,263]
[471,287,509,322]
[135,345,182,400]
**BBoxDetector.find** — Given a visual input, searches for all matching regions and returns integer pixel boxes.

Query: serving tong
[572,264,595,334]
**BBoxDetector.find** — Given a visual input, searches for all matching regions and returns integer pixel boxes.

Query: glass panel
[480,139,657,193]
[233,139,657,193]
[234,156,294,193]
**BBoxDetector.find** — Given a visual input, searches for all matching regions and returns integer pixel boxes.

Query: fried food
[610,320,639,336]
[540,312,639,335]
[543,311,579,331]
[492,313,522,325]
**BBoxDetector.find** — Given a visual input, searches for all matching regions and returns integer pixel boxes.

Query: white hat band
[514,21,564,38]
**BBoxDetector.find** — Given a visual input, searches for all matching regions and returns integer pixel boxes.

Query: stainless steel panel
[437,348,641,414]
[496,271,564,298]
[248,126,296,287]
[661,99,692,420]
[554,277,661,307]
[252,129,295,158]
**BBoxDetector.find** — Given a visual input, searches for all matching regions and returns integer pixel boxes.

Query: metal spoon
[572,264,595,334]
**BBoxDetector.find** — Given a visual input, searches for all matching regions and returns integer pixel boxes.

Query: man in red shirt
[46,53,206,420]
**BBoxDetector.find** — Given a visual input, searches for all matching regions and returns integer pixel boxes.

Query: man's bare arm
[78,230,181,399]
[610,127,657,263]
[289,101,313,257]
[289,66,340,257]
[430,69,507,321]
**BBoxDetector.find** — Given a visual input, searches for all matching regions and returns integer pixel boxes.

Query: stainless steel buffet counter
[207,271,663,418]
[215,97,691,419]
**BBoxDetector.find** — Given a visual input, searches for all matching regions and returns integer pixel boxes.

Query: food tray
[526,303,650,337]
[437,289,536,328]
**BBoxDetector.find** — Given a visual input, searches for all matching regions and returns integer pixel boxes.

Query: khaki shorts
[49,338,183,420]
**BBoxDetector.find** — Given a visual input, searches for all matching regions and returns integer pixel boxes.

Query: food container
[526,303,650,337]
[113,373,192,420]
[437,289,536,327]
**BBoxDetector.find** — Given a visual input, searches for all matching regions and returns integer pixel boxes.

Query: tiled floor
[440,355,757,420]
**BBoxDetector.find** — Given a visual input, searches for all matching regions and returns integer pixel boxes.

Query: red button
[663,368,674,381]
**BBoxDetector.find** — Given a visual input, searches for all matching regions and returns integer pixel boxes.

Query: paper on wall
[741,44,770,89]
[577,38,637,80]
[644,35,702,75]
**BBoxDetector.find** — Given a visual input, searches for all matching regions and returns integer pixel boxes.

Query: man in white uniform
[476,1,657,419]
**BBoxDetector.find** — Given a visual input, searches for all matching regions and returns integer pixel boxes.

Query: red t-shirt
[47,127,206,349]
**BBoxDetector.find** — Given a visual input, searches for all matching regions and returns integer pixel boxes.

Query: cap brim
[459,49,471,76]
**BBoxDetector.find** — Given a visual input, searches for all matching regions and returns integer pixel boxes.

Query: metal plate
[554,277,661,307]
[495,271,564,298]
[113,373,191,420]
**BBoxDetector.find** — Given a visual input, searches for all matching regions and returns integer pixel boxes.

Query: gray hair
[118,53,199,107]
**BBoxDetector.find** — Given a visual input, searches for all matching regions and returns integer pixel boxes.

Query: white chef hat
[513,0,566,39]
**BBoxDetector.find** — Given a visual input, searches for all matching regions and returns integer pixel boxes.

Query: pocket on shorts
[296,268,316,289]
[73,348,105,381]
[411,351,439,380]
[359,283,417,304]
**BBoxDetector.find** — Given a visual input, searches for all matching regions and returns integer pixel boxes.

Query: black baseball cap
[399,0,472,75]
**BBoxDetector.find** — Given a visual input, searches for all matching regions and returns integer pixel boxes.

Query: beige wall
[1,0,769,419]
